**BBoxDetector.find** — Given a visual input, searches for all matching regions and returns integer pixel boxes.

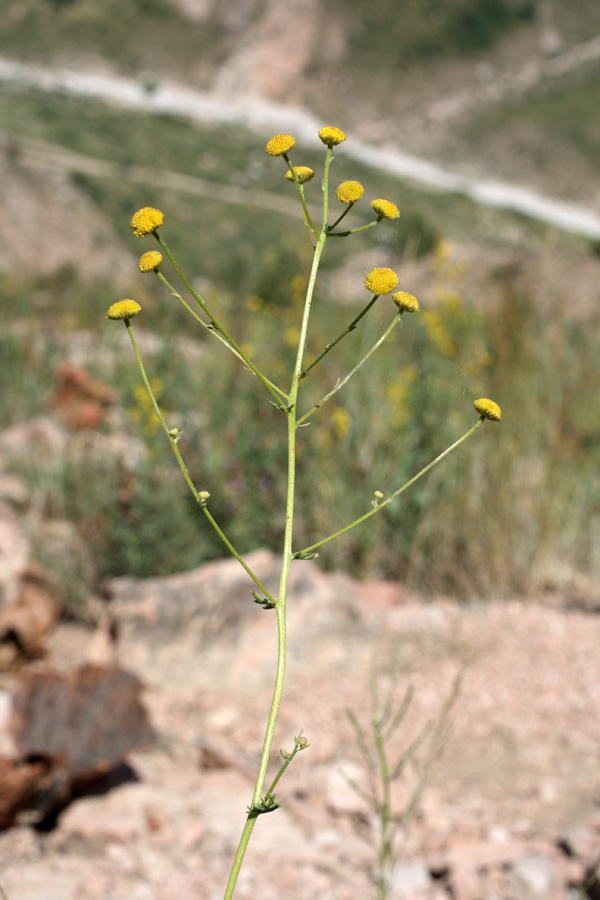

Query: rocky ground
[0,550,598,900]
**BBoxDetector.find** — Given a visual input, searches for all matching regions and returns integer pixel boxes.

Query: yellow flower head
[106,299,142,320]
[138,250,163,273]
[371,198,400,220]
[265,134,296,157]
[335,180,364,204]
[364,267,399,295]
[130,207,164,237]
[284,166,315,184]
[474,398,502,421]
[392,291,420,313]
[318,126,346,147]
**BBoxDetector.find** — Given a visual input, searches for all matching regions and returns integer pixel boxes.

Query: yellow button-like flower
[265,134,296,157]
[335,180,364,204]
[284,166,315,184]
[371,198,400,220]
[364,267,399,295]
[474,398,502,421]
[130,207,164,237]
[392,291,420,313]
[106,299,142,320]
[318,126,346,146]
[138,250,163,273]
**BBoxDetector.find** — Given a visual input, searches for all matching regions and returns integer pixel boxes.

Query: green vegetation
[461,58,600,188]
[2,0,538,85]
[2,234,599,604]
[336,0,535,68]
[0,0,227,79]
[0,43,598,610]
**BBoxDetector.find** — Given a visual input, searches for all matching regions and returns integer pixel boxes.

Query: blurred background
[2,0,600,613]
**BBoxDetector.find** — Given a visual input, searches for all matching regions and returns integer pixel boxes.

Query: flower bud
[473,398,502,421]
[364,267,399,295]
[284,166,315,184]
[106,299,142,320]
[138,250,163,273]
[265,134,296,157]
[130,207,164,237]
[371,198,400,220]
[318,126,346,146]
[392,291,420,313]
[335,180,364,203]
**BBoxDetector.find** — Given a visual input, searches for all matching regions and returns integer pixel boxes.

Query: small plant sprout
[345,662,464,900]
[106,127,500,899]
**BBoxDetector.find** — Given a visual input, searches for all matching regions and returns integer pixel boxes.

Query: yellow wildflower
[335,180,364,203]
[106,299,142,320]
[285,166,315,184]
[364,267,399,295]
[130,207,164,237]
[392,291,420,313]
[318,126,346,146]
[473,398,502,421]
[371,198,400,220]
[265,134,296,157]
[284,327,300,348]
[332,407,351,439]
[137,250,163,273]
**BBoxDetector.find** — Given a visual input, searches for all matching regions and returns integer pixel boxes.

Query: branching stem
[299,419,485,554]
[301,294,380,378]
[297,311,403,425]
[155,234,286,405]
[124,319,275,604]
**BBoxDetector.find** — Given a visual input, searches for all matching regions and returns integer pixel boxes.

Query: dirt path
[2,55,600,239]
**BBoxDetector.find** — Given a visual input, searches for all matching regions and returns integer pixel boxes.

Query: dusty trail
[1,55,600,239]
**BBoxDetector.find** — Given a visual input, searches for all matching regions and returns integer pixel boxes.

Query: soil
[0,552,598,899]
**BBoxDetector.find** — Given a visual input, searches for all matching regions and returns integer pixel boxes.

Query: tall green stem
[222,159,331,900]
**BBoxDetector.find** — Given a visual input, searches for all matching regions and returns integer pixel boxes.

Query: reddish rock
[10,664,153,822]
[0,756,47,828]
[0,564,60,663]
[50,362,114,430]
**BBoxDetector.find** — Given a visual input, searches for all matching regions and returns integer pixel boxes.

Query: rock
[0,503,31,606]
[0,564,60,663]
[10,663,153,823]
[195,734,238,770]
[0,756,48,829]
[509,854,562,898]
[49,361,115,431]
[106,549,388,688]
[558,824,597,859]
[58,782,186,848]
[85,614,119,667]
[388,860,432,897]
